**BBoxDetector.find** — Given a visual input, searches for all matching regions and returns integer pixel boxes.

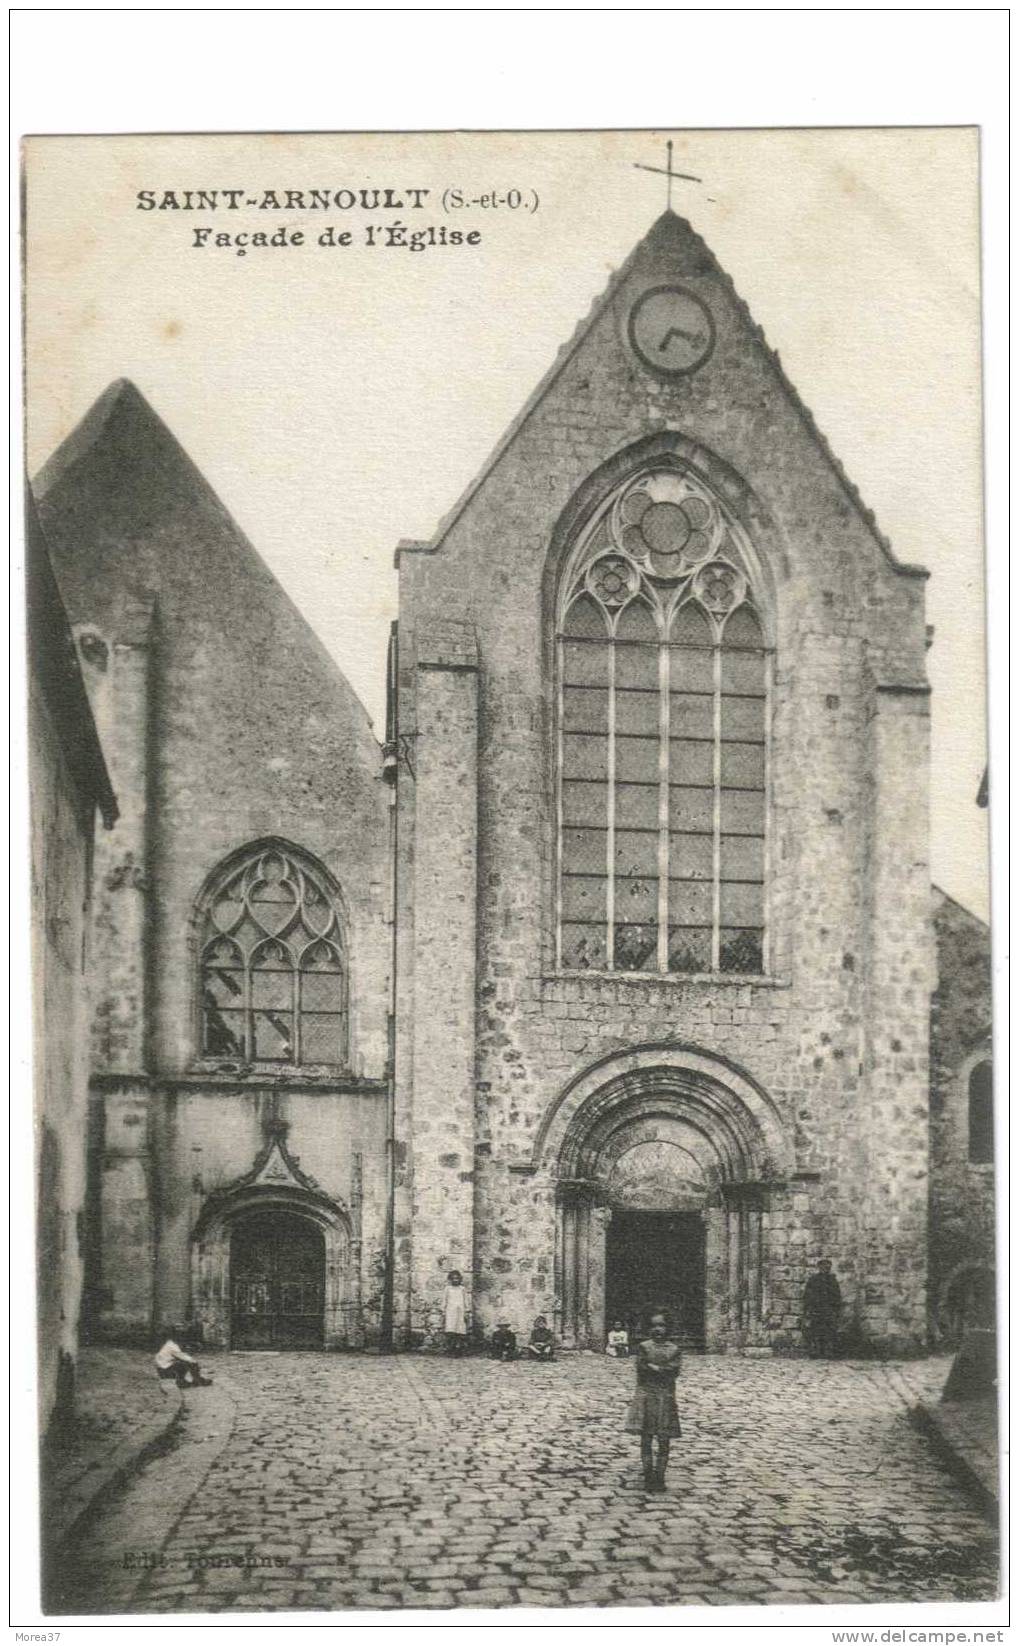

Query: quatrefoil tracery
[567,468,756,636]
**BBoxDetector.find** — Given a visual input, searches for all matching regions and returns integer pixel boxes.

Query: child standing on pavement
[443,1269,468,1356]
[624,1312,681,1492]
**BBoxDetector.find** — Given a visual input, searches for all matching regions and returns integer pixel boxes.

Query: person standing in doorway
[802,1258,842,1358]
[625,1312,682,1492]
[443,1269,468,1356]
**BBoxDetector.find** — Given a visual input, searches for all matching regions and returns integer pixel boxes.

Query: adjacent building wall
[929,889,994,1342]
[33,383,391,1344]
[28,498,117,1431]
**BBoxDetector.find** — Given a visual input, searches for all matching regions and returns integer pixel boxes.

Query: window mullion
[657,638,670,972]
[711,638,722,972]
[292,964,300,1065]
[606,638,616,970]
[244,960,253,1064]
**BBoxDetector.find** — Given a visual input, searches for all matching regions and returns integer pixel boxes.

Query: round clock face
[628,285,715,377]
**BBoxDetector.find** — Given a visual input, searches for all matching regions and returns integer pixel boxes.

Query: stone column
[79,596,158,1341]
[861,684,933,1352]
[586,1203,612,1349]
[408,620,479,1334]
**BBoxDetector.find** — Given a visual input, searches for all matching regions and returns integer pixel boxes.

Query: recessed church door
[605,1208,706,1349]
[230,1211,325,1348]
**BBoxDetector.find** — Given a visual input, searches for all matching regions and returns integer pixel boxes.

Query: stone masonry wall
[395,212,931,1351]
[929,890,994,1340]
[30,676,95,1427]
[35,383,392,1341]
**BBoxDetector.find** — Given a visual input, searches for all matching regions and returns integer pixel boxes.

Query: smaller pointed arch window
[555,466,771,976]
[198,845,347,1067]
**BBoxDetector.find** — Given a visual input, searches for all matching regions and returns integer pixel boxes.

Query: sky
[24,128,988,919]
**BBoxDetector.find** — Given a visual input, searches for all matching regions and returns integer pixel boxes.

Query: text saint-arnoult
[137,187,431,211]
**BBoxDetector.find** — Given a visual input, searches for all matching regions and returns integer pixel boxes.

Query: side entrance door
[230,1210,325,1348]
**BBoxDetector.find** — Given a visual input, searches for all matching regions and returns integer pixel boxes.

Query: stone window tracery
[556,467,770,976]
[199,845,347,1066]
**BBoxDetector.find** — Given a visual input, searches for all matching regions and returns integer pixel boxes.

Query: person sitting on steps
[527,1315,555,1361]
[154,1328,213,1389]
[489,1320,517,1360]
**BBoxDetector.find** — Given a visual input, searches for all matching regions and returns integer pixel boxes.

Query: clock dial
[628,285,715,377]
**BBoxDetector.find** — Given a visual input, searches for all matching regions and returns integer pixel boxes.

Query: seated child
[154,1330,212,1388]
[489,1321,517,1361]
[528,1315,555,1361]
[606,1320,630,1357]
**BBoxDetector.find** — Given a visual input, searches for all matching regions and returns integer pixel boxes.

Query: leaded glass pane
[721,695,766,740]
[616,876,658,921]
[670,693,714,738]
[563,594,608,639]
[253,1010,294,1061]
[670,604,712,646]
[615,601,659,643]
[615,737,660,783]
[561,827,607,874]
[561,875,608,923]
[668,927,712,973]
[719,929,764,974]
[669,739,714,787]
[719,882,765,927]
[562,732,609,781]
[615,646,659,691]
[669,645,715,694]
[669,833,713,880]
[301,1014,345,1063]
[561,923,606,971]
[720,742,766,789]
[562,686,608,733]
[722,606,763,646]
[669,787,714,831]
[720,834,764,881]
[562,638,607,687]
[615,784,659,829]
[251,956,293,1009]
[720,790,766,835]
[669,880,714,925]
[301,970,342,1012]
[615,688,659,736]
[562,780,609,827]
[614,829,658,877]
[721,649,765,695]
[614,924,657,971]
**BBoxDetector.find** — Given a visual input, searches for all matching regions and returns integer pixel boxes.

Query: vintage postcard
[24,127,996,1618]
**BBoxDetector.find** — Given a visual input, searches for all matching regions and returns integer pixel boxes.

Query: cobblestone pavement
[54,1352,999,1614]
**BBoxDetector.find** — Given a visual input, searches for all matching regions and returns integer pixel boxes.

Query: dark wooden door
[230,1211,324,1348]
[606,1208,706,1349]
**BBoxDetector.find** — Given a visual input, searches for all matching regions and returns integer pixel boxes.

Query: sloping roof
[402,211,926,581]
[32,378,379,751]
[26,488,118,828]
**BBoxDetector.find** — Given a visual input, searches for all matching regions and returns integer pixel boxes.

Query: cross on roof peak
[633,139,704,211]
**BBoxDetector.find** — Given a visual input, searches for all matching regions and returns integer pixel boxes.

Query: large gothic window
[199,844,347,1066]
[556,467,770,976]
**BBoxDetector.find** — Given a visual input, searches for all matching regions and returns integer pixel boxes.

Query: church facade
[32,211,989,1365]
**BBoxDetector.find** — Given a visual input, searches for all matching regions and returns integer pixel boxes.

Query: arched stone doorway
[230,1209,326,1348]
[190,1129,357,1348]
[539,1047,789,1351]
